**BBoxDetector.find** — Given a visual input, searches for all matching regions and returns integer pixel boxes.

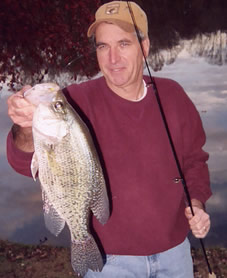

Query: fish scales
[25,83,109,277]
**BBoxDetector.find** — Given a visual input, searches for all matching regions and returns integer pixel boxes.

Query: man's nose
[109,47,120,64]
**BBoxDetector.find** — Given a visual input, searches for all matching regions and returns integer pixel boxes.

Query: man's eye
[96,44,106,50]
[120,41,130,47]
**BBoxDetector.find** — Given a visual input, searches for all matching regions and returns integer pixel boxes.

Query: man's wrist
[12,124,34,152]
[191,199,205,210]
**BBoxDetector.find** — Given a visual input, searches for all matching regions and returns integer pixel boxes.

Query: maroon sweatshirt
[7,76,212,255]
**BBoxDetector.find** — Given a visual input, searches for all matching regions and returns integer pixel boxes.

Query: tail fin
[71,234,103,277]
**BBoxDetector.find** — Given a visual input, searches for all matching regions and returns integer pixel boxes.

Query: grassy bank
[0,239,226,278]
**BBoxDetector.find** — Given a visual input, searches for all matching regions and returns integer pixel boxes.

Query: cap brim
[87,19,135,37]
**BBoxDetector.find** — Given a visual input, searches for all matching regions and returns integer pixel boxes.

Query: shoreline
[0,239,226,278]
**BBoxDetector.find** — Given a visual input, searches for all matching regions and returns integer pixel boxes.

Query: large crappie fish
[24,83,109,277]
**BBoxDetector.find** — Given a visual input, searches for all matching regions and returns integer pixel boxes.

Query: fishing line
[126,1,215,276]
[64,49,96,70]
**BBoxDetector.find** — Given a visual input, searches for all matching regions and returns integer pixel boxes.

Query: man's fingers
[185,206,211,238]
[16,85,32,97]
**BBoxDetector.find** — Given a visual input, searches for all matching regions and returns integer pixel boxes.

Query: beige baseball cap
[87,1,148,37]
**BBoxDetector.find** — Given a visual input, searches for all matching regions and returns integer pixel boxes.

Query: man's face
[95,22,149,92]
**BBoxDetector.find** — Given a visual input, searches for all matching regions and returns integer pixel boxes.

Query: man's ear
[142,37,150,58]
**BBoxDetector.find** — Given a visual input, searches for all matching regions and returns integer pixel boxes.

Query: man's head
[87,1,150,95]
[87,1,148,39]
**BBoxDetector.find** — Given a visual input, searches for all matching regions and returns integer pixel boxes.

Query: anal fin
[42,190,65,236]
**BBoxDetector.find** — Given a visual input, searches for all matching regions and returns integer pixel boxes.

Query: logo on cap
[105,3,120,15]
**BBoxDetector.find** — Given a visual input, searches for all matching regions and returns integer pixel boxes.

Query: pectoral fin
[31,152,39,181]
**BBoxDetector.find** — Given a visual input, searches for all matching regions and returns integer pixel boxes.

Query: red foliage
[0,0,100,89]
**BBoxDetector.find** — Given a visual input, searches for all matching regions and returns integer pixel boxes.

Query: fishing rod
[126,1,215,277]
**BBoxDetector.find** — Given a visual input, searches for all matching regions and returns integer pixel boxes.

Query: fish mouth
[23,83,59,106]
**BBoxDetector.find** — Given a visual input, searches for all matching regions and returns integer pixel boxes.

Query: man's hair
[89,27,146,50]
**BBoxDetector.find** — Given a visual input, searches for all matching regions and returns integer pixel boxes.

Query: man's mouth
[109,67,124,72]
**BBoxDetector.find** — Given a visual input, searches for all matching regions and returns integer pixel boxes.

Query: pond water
[0,17,227,248]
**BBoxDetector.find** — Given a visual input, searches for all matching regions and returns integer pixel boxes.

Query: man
[7,1,211,277]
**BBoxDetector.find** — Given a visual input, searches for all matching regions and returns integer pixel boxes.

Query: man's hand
[7,85,35,128]
[185,199,211,238]
[7,85,35,152]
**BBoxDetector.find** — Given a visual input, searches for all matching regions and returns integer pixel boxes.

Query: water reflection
[0,7,227,247]
[148,31,227,72]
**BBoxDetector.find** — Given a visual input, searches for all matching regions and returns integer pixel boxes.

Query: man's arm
[179,92,212,238]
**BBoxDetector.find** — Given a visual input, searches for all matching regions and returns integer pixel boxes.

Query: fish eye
[53,101,64,112]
